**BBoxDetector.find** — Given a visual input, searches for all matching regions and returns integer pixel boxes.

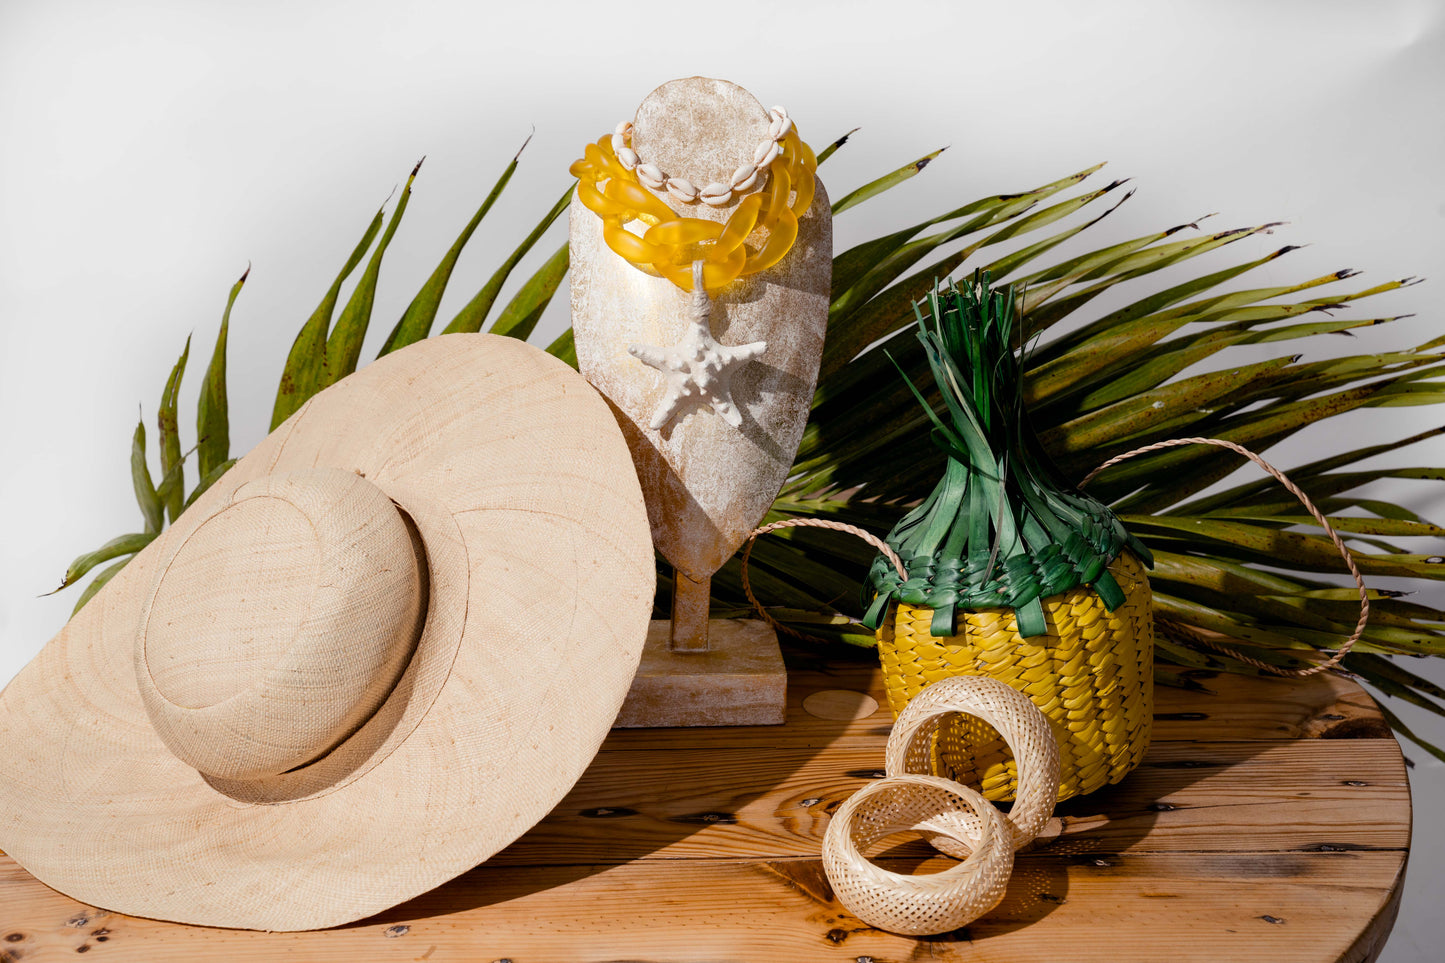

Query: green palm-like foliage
[58,131,1445,759]
[859,275,1153,640]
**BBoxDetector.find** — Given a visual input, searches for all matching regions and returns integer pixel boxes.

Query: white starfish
[628,261,767,431]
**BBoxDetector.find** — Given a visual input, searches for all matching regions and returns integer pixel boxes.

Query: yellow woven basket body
[876,550,1153,803]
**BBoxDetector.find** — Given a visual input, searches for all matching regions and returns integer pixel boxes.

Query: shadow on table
[352,663,1353,936]
[350,640,888,928]
[875,666,1323,941]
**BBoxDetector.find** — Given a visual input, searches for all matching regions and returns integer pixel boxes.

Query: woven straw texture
[876,550,1153,802]
[0,333,656,931]
[822,676,1060,935]
[822,774,1014,937]
[884,675,1060,853]
[136,469,428,782]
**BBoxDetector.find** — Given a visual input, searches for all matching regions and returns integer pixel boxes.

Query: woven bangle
[821,773,1014,936]
[885,675,1060,852]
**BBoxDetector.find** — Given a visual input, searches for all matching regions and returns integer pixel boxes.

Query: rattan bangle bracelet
[821,773,1015,937]
[885,675,1061,853]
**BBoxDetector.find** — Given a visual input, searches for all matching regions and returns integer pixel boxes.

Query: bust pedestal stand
[569,76,831,728]
[612,572,787,728]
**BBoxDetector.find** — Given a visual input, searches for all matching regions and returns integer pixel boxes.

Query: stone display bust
[569,76,831,724]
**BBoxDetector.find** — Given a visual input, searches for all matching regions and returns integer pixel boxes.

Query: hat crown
[135,468,427,781]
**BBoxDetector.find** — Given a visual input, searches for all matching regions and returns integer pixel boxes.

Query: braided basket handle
[1080,437,1369,678]
[740,519,905,645]
[742,438,1367,677]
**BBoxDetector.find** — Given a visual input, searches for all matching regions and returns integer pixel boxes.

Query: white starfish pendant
[628,261,767,431]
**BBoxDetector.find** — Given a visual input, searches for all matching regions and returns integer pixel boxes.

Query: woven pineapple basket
[876,550,1153,802]
[861,275,1157,804]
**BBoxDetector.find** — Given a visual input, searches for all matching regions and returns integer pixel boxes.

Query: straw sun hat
[0,333,656,931]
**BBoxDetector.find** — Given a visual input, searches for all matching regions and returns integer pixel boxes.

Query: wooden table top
[0,651,1411,962]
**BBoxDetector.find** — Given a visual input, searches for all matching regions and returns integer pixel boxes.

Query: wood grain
[488,740,1408,865]
[599,659,1386,751]
[0,660,1409,962]
[0,853,1405,962]
[613,619,788,727]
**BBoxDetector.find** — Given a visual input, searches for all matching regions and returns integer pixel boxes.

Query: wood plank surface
[598,660,1388,751]
[485,740,1409,865]
[0,656,1411,962]
[0,852,1407,962]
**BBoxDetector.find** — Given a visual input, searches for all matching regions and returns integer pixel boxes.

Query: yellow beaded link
[569,123,817,294]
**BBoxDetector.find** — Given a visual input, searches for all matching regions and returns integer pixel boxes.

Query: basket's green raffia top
[863,274,1152,639]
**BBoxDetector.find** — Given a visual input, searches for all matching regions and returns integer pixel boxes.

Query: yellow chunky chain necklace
[569,106,817,294]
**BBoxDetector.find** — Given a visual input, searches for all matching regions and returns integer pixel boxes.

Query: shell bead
[699,182,732,206]
[603,106,796,206]
[569,107,818,294]
[666,178,699,202]
[753,138,781,168]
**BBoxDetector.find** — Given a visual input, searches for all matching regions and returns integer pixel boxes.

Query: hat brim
[0,334,656,930]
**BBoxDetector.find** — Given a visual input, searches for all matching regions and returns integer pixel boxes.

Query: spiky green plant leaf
[489,242,569,341]
[546,327,577,367]
[198,267,245,479]
[322,161,421,386]
[813,128,858,166]
[49,532,155,595]
[272,206,384,429]
[830,147,945,215]
[378,135,532,356]
[72,558,131,616]
[131,417,162,535]
[157,335,190,523]
[443,185,572,335]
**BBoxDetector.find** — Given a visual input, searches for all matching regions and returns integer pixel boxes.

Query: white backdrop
[1,0,1442,958]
